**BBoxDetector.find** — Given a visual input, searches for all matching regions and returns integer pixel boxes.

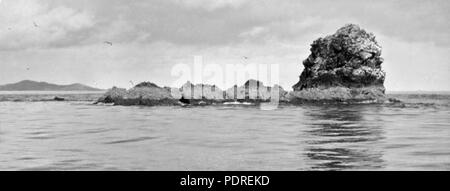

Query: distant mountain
[0,80,103,91]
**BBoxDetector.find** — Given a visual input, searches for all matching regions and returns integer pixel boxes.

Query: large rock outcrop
[175,80,288,102]
[97,82,177,106]
[291,24,387,102]
[97,80,289,106]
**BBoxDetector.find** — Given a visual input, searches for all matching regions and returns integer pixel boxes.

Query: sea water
[0,92,449,171]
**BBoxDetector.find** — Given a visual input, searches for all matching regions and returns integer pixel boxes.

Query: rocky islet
[97,24,396,106]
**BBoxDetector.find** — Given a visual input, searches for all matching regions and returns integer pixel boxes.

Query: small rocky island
[97,80,288,106]
[290,24,387,103]
[97,24,394,106]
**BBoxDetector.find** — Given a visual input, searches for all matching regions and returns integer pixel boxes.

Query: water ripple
[0,93,449,170]
[103,136,158,145]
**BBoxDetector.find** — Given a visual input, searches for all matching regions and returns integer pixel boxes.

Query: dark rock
[388,97,402,103]
[97,87,127,104]
[291,24,387,102]
[97,85,178,106]
[171,80,289,105]
[134,82,160,88]
[288,87,385,104]
[179,96,191,105]
[54,96,65,101]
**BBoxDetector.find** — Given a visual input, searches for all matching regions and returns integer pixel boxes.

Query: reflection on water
[304,105,385,170]
[0,93,449,171]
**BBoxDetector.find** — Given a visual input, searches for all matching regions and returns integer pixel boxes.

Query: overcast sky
[0,0,449,91]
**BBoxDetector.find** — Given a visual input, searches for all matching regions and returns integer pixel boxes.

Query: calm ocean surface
[0,92,449,171]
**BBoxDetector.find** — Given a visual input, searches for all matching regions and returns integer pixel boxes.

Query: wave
[103,136,157,145]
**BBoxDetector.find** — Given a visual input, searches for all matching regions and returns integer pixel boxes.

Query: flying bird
[104,41,113,46]
[33,21,39,27]
[243,56,249,60]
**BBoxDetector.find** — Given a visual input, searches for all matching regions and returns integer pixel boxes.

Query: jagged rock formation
[291,24,387,102]
[224,79,288,102]
[98,87,127,103]
[134,82,160,88]
[127,82,174,100]
[97,82,177,106]
[174,80,288,102]
[97,24,392,107]
[97,80,288,106]
[177,81,224,100]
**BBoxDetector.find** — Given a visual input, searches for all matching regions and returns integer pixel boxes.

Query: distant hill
[0,80,103,91]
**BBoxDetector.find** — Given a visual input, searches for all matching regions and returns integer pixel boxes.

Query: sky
[0,0,449,91]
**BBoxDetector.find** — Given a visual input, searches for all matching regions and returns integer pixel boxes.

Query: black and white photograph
[0,0,449,176]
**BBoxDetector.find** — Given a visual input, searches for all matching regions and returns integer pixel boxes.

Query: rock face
[224,80,288,102]
[175,80,288,102]
[178,81,224,100]
[291,24,386,102]
[97,25,389,106]
[97,80,289,106]
[97,82,177,106]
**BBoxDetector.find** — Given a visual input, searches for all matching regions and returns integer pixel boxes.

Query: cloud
[239,26,267,38]
[2,0,449,49]
[0,0,95,50]
[172,0,248,11]
[0,0,449,91]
